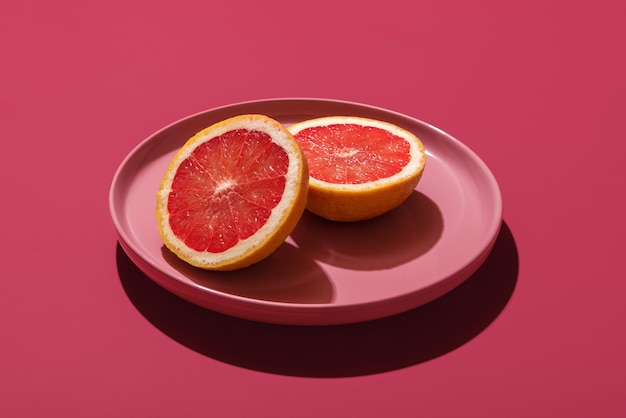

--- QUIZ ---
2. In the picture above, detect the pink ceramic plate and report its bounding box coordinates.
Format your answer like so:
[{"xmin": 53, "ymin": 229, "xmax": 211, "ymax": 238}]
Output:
[{"xmin": 109, "ymin": 98, "xmax": 502, "ymax": 325}]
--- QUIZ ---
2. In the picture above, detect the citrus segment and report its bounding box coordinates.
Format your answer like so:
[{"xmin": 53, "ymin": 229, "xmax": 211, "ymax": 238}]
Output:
[
  {"xmin": 288, "ymin": 116, "xmax": 425, "ymax": 222},
  {"xmin": 157, "ymin": 115, "xmax": 308, "ymax": 270}
]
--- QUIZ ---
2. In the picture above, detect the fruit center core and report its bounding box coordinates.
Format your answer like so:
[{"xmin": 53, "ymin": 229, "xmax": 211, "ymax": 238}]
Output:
[
  {"xmin": 337, "ymin": 148, "xmax": 359, "ymax": 158},
  {"xmin": 214, "ymin": 179, "xmax": 235, "ymax": 194}
]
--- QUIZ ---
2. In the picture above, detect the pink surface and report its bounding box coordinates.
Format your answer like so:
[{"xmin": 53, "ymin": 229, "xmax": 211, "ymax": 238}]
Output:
[{"xmin": 2, "ymin": 0, "xmax": 626, "ymax": 417}]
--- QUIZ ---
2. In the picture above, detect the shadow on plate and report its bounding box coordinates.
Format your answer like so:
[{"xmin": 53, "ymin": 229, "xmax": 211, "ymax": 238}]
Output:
[
  {"xmin": 162, "ymin": 242, "xmax": 334, "ymax": 304},
  {"xmin": 117, "ymin": 221, "xmax": 518, "ymax": 378},
  {"xmin": 291, "ymin": 191, "xmax": 443, "ymax": 270}
]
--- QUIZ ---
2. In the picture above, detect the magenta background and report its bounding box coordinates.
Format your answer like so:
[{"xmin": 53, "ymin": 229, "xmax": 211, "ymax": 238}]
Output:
[{"xmin": 2, "ymin": 0, "xmax": 625, "ymax": 417}]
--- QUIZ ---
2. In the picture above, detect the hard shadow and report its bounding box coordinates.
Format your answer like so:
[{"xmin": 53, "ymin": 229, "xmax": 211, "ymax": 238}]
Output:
[
  {"xmin": 290, "ymin": 191, "xmax": 443, "ymax": 270},
  {"xmin": 117, "ymin": 221, "xmax": 518, "ymax": 378},
  {"xmin": 162, "ymin": 242, "xmax": 334, "ymax": 304}
]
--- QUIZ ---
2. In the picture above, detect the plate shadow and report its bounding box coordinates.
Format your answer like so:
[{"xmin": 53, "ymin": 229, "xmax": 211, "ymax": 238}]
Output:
[{"xmin": 117, "ymin": 221, "xmax": 518, "ymax": 378}]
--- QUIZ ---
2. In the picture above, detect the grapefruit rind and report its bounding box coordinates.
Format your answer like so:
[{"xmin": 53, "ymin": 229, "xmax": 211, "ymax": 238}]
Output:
[
  {"xmin": 156, "ymin": 114, "xmax": 308, "ymax": 271},
  {"xmin": 288, "ymin": 116, "xmax": 426, "ymax": 222}
]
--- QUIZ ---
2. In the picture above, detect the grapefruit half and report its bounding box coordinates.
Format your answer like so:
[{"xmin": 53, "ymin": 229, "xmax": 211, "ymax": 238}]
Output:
[
  {"xmin": 288, "ymin": 116, "xmax": 426, "ymax": 222},
  {"xmin": 156, "ymin": 114, "xmax": 308, "ymax": 270}
]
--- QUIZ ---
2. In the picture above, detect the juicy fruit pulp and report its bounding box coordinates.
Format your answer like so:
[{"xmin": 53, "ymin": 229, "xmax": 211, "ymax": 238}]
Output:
[
  {"xmin": 167, "ymin": 129, "xmax": 288, "ymax": 253},
  {"xmin": 294, "ymin": 123, "xmax": 411, "ymax": 184},
  {"xmin": 157, "ymin": 114, "xmax": 308, "ymax": 270}
]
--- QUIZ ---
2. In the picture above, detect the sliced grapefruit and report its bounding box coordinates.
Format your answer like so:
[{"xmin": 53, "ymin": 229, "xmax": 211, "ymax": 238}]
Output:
[
  {"xmin": 288, "ymin": 116, "xmax": 426, "ymax": 222},
  {"xmin": 156, "ymin": 114, "xmax": 308, "ymax": 270}
]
